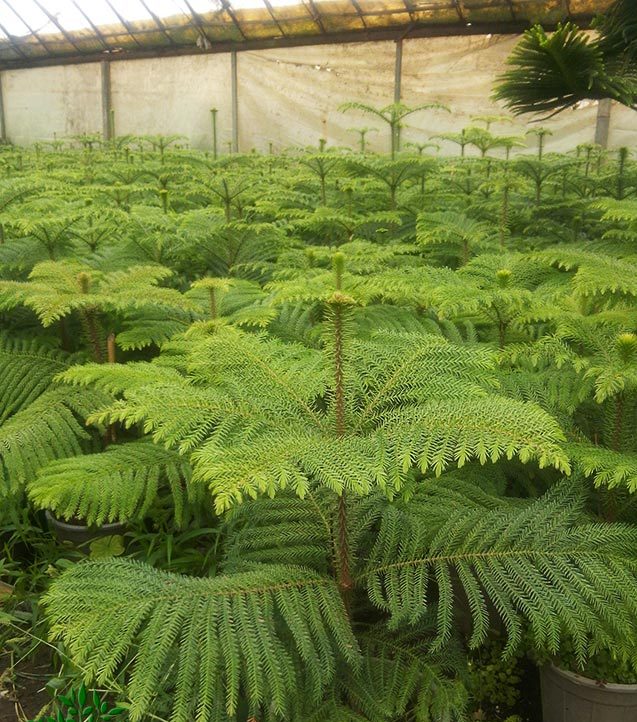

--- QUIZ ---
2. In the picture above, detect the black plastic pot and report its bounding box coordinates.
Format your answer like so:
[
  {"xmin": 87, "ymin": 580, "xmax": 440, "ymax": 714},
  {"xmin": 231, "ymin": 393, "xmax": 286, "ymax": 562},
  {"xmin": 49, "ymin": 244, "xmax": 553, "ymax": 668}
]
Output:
[
  {"xmin": 541, "ymin": 664, "xmax": 637, "ymax": 722},
  {"xmin": 45, "ymin": 510, "xmax": 128, "ymax": 549}
]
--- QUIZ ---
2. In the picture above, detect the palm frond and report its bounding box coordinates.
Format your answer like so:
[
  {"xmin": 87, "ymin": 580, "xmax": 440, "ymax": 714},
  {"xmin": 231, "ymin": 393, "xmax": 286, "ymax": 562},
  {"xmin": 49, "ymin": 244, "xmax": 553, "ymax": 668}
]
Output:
[{"xmin": 493, "ymin": 23, "xmax": 637, "ymax": 115}]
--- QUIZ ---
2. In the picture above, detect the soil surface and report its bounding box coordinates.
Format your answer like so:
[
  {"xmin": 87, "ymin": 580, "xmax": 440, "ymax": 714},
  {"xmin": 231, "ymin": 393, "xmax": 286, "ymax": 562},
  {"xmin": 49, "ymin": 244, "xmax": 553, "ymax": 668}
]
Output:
[{"xmin": 0, "ymin": 653, "xmax": 51, "ymax": 722}]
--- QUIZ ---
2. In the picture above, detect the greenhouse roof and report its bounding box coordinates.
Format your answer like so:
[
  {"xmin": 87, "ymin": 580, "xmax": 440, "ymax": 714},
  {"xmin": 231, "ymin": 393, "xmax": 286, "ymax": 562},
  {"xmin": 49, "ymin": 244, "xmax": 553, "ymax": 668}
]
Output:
[{"xmin": 0, "ymin": 0, "xmax": 613, "ymax": 69}]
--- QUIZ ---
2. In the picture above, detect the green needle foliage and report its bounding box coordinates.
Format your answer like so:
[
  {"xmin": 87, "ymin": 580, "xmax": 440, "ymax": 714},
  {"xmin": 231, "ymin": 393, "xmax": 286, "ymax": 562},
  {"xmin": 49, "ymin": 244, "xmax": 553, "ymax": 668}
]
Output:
[
  {"xmin": 41, "ymin": 252, "xmax": 637, "ymax": 722},
  {"xmin": 0, "ymin": 261, "xmax": 193, "ymax": 329},
  {"xmin": 28, "ymin": 440, "xmax": 196, "ymax": 526},
  {"xmin": 2, "ymin": 132, "xmax": 637, "ymax": 722},
  {"xmin": 0, "ymin": 385, "xmax": 109, "ymax": 498},
  {"xmin": 340, "ymin": 102, "xmax": 450, "ymax": 158}
]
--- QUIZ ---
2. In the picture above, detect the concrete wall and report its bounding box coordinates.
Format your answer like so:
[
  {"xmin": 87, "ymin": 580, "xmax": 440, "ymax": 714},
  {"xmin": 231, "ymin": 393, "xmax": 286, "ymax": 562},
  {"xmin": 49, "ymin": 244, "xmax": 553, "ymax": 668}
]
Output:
[
  {"xmin": 111, "ymin": 54, "xmax": 232, "ymax": 150},
  {"xmin": 2, "ymin": 62, "xmax": 102, "ymax": 145},
  {"xmin": 1, "ymin": 35, "xmax": 636, "ymax": 153}
]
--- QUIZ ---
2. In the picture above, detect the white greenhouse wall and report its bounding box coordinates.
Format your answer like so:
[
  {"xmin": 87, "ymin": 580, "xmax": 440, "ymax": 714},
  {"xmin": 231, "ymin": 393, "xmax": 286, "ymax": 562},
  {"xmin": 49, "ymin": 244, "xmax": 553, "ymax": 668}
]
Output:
[
  {"xmin": 110, "ymin": 54, "xmax": 232, "ymax": 151},
  {"xmin": 1, "ymin": 34, "xmax": 636, "ymax": 153},
  {"xmin": 400, "ymin": 34, "xmax": 602, "ymax": 155},
  {"xmin": 2, "ymin": 63, "xmax": 102, "ymax": 145},
  {"xmin": 238, "ymin": 42, "xmax": 396, "ymax": 153}
]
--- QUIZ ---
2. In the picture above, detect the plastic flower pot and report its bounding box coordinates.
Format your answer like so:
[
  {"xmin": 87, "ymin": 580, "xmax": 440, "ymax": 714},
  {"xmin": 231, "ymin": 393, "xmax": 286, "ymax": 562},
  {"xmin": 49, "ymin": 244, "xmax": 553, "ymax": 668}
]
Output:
[
  {"xmin": 541, "ymin": 663, "xmax": 637, "ymax": 722},
  {"xmin": 45, "ymin": 510, "xmax": 127, "ymax": 549}
]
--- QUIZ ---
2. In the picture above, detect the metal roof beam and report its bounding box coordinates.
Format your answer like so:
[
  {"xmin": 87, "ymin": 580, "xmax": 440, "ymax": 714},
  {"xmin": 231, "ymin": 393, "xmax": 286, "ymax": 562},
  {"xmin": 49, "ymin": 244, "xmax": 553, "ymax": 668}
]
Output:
[
  {"xmin": 182, "ymin": 0, "xmax": 214, "ymax": 46},
  {"xmin": 0, "ymin": 20, "xmax": 28, "ymax": 59},
  {"xmin": 139, "ymin": 0, "xmax": 177, "ymax": 45},
  {"xmin": 32, "ymin": 0, "xmax": 84, "ymax": 54},
  {"xmin": 401, "ymin": 0, "xmax": 416, "ymax": 22},
  {"xmin": 1, "ymin": 0, "xmax": 53, "ymax": 54},
  {"xmin": 305, "ymin": 0, "xmax": 327, "ymax": 34},
  {"xmin": 1, "ymin": 17, "xmax": 569, "ymax": 71},
  {"xmin": 263, "ymin": 0, "xmax": 288, "ymax": 37},
  {"xmin": 451, "ymin": 0, "xmax": 467, "ymax": 23},
  {"xmin": 72, "ymin": 1, "xmax": 111, "ymax": 50},
  {"xmin": 219, "ymin": 0, "xmax": 247, "ymax": 40},
  {"xmin": 350, "ymin": 0, "xmax": 368, "ymax": 28},
  {"xmin": 105, "ymin": 0, "xmax": 144, "ymax": 48}
]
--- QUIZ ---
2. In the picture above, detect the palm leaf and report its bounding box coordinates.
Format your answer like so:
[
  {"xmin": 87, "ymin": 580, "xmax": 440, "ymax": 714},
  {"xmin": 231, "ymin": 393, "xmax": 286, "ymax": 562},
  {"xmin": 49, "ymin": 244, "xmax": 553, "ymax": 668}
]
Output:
[{"xmin": 493, "ymin": 23, "xmax": 637, "ymax": 115}]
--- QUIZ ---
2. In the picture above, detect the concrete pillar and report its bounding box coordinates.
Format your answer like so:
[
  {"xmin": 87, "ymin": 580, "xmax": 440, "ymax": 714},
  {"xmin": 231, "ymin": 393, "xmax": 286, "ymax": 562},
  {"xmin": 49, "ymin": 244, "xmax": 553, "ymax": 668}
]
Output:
[
  {"xmin": 0, "ymin": 72, "xmax": 6, "ymax": 143},
  {"xmin": 594, "ymin": 98, "xmax": 612, "ymax": 148},
  {"xmin": 231, "ymin": 50, "xmax": 238, "ymax": 153},
  {"xmin": 100, "ymin": 60, "xmax": 112, "ymax": 141},
  {"xmin": 393, "ymin": 39, "xmax": 403, "ymax": 153}
]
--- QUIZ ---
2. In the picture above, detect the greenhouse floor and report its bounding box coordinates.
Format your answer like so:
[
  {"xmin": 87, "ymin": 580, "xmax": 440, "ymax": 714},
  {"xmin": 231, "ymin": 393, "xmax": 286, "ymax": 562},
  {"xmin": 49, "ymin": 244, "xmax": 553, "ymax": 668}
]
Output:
[{"xmin": 0, "ymin": 652, "xmax": 50, "ymax": 721}]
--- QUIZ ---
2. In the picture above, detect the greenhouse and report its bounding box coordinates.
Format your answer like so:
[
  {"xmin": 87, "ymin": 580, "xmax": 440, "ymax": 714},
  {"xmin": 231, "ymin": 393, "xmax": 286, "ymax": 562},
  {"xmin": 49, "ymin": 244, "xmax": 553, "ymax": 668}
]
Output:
[{"xmin": 1, "ymin": 1, "xmax": 637, "ymax": 721}]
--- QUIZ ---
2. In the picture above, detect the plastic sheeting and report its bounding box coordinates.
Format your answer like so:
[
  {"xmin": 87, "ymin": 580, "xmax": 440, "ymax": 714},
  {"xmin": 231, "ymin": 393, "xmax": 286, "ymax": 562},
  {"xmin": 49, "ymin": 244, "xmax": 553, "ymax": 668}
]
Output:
[
  {"xmin": 2, "ymin": 34, "xmax": 636, "ymax": 151},
  {"xmin": 237, "ymin": 35, "xmax": 634, "ymax": 154}
]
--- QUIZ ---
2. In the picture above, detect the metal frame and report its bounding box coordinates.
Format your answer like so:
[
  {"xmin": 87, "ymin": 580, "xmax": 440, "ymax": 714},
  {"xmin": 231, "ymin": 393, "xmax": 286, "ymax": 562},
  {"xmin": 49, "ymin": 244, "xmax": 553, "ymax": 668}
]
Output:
[
  {"xmin": 104, "ymin": 0, "xmax": 144, "ymax": 49},
  {"xmin": 304, "ymin": 0, "xmax": 326, "ymax": 35},
  {"xmin": 139, "ymin": 0, "xmax": 176, "ymax": 45},
  {"xmin": 0, "ymin": 70, "xmax": 6, "ymax": 142},
  {"xmin": 350, "ymin": 0, "xmax": 368, "ymax": 29},
  {"xmin": 32, "ymin": 0, "xmax": 84, "ymax": 54},
  {"xmin": 0, "ymin": 0, "xmax": 610, "ymax": 70},
  {"xmin": 595, "ymin": 98, "xmax": 612, "ymax": 148},
  {"xmin": 182, "ymin": 0, "xmax": 214, "ymax": 47},
  {"xmin": 262, "ymin": 0, "xmax": 287, "ymax": 38},
  {"xmin": 219, "ymin": 0, "xmax": 247, "ymax": 41},
  {"xmin": 0, "ymin": 20, "xmax": 29, "ymax": 60},
  {"xmin": 72, "ymin": 1, "xmax": 112, "ymax": 51},
  {"xmin": 1, "ymin": 0, "xmax": 54, "ymax": 55},
  {"xmin": 100, "ymin": 59, "xmax": 112, "ymax": 140},
  {"xmin": 231, "ymin": 49, "xmax": 238, "ymax": 152}
]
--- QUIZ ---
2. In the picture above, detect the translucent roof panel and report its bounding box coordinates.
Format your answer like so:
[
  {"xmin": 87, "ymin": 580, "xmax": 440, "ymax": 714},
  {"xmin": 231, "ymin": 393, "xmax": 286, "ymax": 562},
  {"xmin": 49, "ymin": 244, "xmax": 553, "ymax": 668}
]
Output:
[{"xmin": 0, "ymin": 0, "xmax": 615, "ymax": 67}]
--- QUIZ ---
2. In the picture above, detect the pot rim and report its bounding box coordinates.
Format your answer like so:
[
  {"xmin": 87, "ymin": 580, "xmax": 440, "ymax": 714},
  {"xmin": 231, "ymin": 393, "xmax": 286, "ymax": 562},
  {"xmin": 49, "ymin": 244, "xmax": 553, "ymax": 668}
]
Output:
[
  {"xmin": 45, "ymin": 509, "xmax": 127, "ymax": 533},
  {"xmin": 548, "ymin": 663, "xmax": 637, "ymax": 692}
]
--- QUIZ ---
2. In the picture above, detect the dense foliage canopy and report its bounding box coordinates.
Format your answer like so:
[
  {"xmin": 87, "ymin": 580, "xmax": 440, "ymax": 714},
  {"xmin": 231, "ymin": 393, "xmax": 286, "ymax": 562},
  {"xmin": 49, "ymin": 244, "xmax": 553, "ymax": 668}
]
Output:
[{"xmin": 1, "ymin": 129, "xmax": 637, "ymax": 721}]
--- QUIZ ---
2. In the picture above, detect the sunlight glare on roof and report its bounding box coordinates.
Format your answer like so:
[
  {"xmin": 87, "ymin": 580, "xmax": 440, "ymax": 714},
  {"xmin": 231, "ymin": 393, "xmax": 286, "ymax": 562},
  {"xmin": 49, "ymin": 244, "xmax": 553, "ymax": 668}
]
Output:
[{"xmin": 0, "ymin": 0, "xmax": 335, "ymax": 39}]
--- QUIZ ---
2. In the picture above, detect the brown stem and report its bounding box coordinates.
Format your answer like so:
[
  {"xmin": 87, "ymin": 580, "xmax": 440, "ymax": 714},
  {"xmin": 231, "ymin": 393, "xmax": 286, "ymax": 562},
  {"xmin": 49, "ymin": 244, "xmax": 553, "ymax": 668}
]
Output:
[
  {"xmin": 334, "ymin": 308, "xmax": 346, "ymax": 438},
  {"xmin": 83, "ymin": 309, "xmax": 103, "ymax": 363},
  {"xmin": 332, "ymin": 301, "xmax": 353, "ymax": 604},
  {"xmin": 209, "ymin": 288, "xmax": 218, "ymax": 320},
  {"xmin": 498, "ymin": 321, "xmax": 506, "ymax": 349},
  {"xmin": 106, "ymin": 332, "xmax": 117, "ymax": 444},
  {"xmin": 500, "ymin": 186, "xmax": 509, "ymax": 248},
  {"xmin": 159, "ymin": 189, "xmax": 169, "ymax": 214},
  {"xmin": 462, "ymin": 240, "xmax": 469, "ymax": 266},
  {"xmin": 337, "ymin": 493, "xmax": 351, "ymax": 591},
  {"xmin": 107, "ymin": 332, "xmax": 116, "ymax": 364},
  {"xmin": 58, "ymin": 318, "xmax": 72, "ymax": 352},
  {"xmin": 389, "ymin": 184, "xmax": 397, "ymax": 211}
]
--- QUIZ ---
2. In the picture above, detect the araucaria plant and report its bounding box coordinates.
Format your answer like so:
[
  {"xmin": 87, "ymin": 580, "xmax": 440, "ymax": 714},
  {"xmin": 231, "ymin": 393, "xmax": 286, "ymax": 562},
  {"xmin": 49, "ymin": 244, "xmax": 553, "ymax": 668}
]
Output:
[
  {"xmin": 1, "ymin": 119, "xmax": 637, "ymax": 722},
  {"xmin": 42, "ymin": 253, "xmax": 637, "ymax": 721}
]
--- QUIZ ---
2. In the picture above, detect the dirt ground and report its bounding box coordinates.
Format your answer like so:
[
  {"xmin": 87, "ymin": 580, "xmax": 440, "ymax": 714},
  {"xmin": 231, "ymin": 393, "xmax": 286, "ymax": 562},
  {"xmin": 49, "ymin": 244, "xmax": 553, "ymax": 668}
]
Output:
[{"xmin": 0, "ymin": 653, "xmax": 51, "ymax": 722}]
